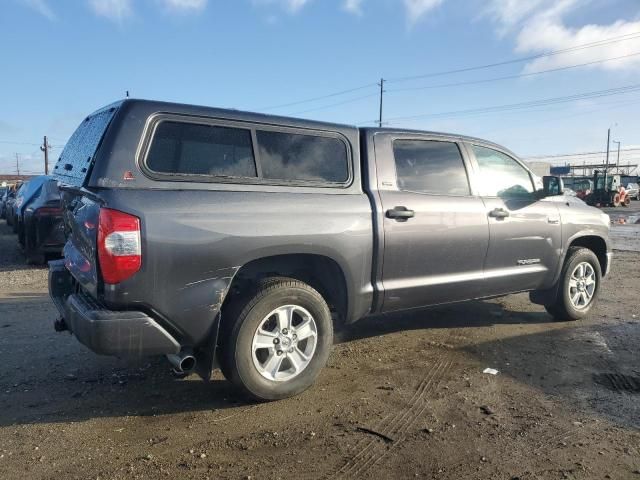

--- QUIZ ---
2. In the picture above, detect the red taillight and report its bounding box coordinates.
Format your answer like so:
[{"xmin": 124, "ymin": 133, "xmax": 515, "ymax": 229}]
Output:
[
  {"xmin": 98, "ymin": 208, "xmax": 141, "ymax": 284},
  {"xmin": 35, "ymin": 206, "xmax": 63, "ymax": 217}
]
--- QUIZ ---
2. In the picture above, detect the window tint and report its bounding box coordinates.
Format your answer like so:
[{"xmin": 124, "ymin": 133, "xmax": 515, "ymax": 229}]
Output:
[
  {"xmin": 393, "ymin": 140, "xmax": 470, "ymax": 195},
  {"xmin": 256, "ymin": 130, "xmax": 349, "ymax": 183},
  {"xmin": 147, "ymin": 121, "xmax": 257, "ymax": 178},
  {"xmin": 472, "ymin": 145, "xmax": 534, "ymax": 198}
]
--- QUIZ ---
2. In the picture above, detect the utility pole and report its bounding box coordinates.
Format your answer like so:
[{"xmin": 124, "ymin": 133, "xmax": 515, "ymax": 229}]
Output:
[
  {"xmin": 15, "ymin": 153, "xmax": 20, "ymax": 176},
  {"xmin": 378, "ymin": 78, "xmax": 385, "ymax": 128},
  {"xmin": 40, "ymin": 135, "xmax": 50, "ymax": 175},
  {"xmin": 604, "ymin": 128, "xmax": 610, "ymax": 190},
  {"xmin": 612, "ymin": 140, "xmax": 621, "ymax": 171}
]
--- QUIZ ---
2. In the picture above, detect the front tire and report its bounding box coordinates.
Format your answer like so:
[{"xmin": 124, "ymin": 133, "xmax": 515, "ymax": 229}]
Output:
[
  {"xmin": 544, "ymin": 247, "xmax": 602, "ymax": 321},
  {"xmin": 219, "ymin": 278, "xmax": 333, "ymax": 401}
]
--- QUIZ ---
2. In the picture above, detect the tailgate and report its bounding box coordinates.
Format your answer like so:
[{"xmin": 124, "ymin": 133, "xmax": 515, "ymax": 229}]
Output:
[
  {"xmin": 53, "ymin": 103, "xmax": 121, "ymax": 295},
  {"xmin": 61, "ymin": 190, "xmax": 102, "ymax": 296}
]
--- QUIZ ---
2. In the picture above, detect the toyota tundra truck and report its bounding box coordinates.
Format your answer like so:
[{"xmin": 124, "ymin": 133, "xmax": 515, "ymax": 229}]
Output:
[{"xmin": 49, "ymin": 99, "xmax": 612, "ymax": 400}]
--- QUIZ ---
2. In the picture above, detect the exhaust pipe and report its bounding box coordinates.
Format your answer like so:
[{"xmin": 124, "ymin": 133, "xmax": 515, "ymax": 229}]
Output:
[{"xmin": 167, "ymin": 349, "xmax": 197, "ymax": 374}]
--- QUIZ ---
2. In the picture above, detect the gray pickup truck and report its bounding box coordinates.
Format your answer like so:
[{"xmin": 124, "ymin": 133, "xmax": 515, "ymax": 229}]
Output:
[{"xmin": 49, "ymin": 99, "xmax": 611, "ymax": 400}]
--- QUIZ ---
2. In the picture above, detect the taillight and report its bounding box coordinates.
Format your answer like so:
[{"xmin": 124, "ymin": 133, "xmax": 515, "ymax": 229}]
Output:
[
  {"xmin": 98, "ymin": 208, "xmax": 141, "ymax": 284},
  {"xmin": 35, "ymin": 206, "xmax": 63, "ymax": 217}
]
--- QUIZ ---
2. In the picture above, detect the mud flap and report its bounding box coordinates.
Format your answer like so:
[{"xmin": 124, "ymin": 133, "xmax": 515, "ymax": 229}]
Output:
[
  {"xmin": 529, "ymin": 282, "xmax": 560, "ymax": 306},
  {"xmin": 194, "ymin": 312, "xmax": 222, "ymax": 382}
]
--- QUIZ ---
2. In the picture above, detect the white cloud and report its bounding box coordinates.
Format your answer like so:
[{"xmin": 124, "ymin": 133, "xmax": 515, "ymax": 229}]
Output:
[
  {"xmin": 161, "ymin": 0, "xmax": 208, "ymax": 12},
  {"xmin": 253, "ymin": 0, "xmax": 312, "ymax": 13},
  {"xmin": 343, "ymin": 0, "xmax": 363, "ymax": 16},
  {"xmin": 88, "ymin": 0, "xmax": 133, "ymax": 23},
  {"xmin": 21, "ymin": 0, "xmax": 56, "ymax": 21},
  {"xmin": 404, "ymin": 0, "xmax": 444, "ymax": 24},
  {"xmin": 485, "ymin": 0, "xmax": 640, "ymax": 73}
]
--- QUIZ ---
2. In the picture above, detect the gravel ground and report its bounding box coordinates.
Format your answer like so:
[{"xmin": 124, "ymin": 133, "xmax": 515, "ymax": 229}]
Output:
[{"xmin": 0, "ymin": 217, "xmax": 639, "ymax": 480}]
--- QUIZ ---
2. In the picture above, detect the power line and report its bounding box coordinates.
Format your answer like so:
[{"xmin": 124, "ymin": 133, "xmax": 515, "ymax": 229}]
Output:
[
  {"xmin": 364, "ymin": 83, "xmax": 640, "ymax": 124},
  {"xmin": 387, "ymin": 51, "xmax": 640, "ymax": 93},
  {"xmin": 257, "ymin": 83, "xmax": 378, "ymax": 111},
  {"xmin": 524, "ymin": 148, "xmax": 640, "ymax": 160},
  {"xmin": 0, "ymin": 140, "xmax": 42, "ymax": 146},
  {"xmin": 262, "ymin": 33, "xmax": 640, "ymax": 122},
  {"xmin": 290, "ymin": 92, "xmax": 378, "ymax": 116},
  {"xmin": 386, "ymin": 31, "xmax": 640, "ymax": 83},
  {"xmin": 475, "ymin": 95, "xmax": 640, "ymax": 139}
]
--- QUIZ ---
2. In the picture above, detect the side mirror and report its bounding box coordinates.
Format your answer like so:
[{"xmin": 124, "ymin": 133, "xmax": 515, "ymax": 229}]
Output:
[{"xmin": 542, "ymin": 176, "xmax": 564, "ymax": 197}]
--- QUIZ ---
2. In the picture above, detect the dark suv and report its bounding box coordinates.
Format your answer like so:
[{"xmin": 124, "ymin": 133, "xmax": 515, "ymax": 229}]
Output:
[{"xmin": 49, "ymin": 99, "xmax": 611, "ymax": 400}]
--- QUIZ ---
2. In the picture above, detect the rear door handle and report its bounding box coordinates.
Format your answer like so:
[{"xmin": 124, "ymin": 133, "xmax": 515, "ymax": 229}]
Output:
[
  {"xmin": 386, "ymin": 206, "xmax": 415, "ymax": 221},
  {"xmin": 488, "ymin": 208, "xmax": 510, "ymax": 219}
]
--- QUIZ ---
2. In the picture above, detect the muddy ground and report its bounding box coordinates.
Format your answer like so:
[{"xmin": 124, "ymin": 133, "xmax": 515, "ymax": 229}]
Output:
[{"xmin": 0, "ymin": 215, "xmax": 639, "ymax": 480}]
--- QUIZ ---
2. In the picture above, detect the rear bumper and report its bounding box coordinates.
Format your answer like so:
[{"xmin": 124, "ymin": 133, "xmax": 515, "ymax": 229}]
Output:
[{"xmin": 48, "ymin": 260, "xmax": 180, "ymax": 357}]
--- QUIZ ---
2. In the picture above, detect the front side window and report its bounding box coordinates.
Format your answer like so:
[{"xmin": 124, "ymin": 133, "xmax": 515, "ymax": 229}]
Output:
[
  {"xmin": 146, "ymin": 121, "xmax": 257, "ymax": 178},
  {"xmin": 472, "ymin": 145, "xmax": 534, "ymax": 198},
  {"xmin": 256, "ymin": 130, "xmax": 349, "ymax": 183},
  {"xmin": 393, "ymin": 140, "xmax": 470, "ymax": 195}
]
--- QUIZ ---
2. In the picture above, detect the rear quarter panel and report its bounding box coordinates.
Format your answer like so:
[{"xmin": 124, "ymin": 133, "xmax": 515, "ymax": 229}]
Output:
[{"xmin": 99, "ymin": 189, "xmax": 374, "ymax": 346}]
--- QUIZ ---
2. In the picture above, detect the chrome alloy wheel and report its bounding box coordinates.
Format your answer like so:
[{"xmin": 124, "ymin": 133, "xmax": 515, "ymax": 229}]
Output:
[
  {"xmin": 568, "ymin": 262, "xmax": 596, "ymax": 310},
  {"xmin": 251, "ymin": 305, "xmax": 318, "ymax": 382}
]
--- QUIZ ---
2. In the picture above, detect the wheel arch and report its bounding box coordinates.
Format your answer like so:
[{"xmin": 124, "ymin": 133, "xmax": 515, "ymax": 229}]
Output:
[
  {"xmin": 568, "ymin": 235, "xmax": 608, "ymax": 277},
  {"xmin": 222, "ymin": 253, "xmax": 349, "ymax": 328}
]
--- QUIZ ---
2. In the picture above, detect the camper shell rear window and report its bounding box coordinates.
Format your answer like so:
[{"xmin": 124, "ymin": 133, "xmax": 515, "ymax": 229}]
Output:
[{"xmin": 52, "ymin": 102, "xmax": 121, "ymax": 187}]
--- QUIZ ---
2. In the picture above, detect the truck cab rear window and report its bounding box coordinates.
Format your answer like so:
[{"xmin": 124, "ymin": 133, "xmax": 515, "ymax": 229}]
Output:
[
  {"xmin": 256, "ymin": 130, "xmax": 349, "ymax": 183},
  {"xmin": 147, "ymin": 121, "xmax": 257, "ymax": 178}
]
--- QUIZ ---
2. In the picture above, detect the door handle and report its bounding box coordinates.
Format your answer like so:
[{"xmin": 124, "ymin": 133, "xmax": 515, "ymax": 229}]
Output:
[
  {"xmin": 488, "ymin": 208, "xmax": 510, "ymax": 219},
  {"xmin": 386, "ymin": 206, "xmax": 415, "ymax": 221}
]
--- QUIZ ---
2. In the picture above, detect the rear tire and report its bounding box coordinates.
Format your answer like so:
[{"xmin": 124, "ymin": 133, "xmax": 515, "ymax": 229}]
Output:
[
  {"xmin": 219, "ymin": 278, "xmax": 333, "ymax": 401},
  {"xmin": 544, "ymin": 247, "xmax": 601, "ymax": 321}
]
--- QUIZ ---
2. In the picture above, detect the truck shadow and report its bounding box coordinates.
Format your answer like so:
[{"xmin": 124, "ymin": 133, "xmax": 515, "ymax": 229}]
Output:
[
  {"xmin": 0, "ymin": 293, "xmax": 551, "ymax": 428},
  {"xmin": 338, "ymin": 298, "xmax": 551, "ymax": 344}
]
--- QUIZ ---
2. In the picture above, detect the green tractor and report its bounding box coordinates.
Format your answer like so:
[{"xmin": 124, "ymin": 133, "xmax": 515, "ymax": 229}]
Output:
[{"xmin": 585, "ymin": 171, "xmax": 630, "ymax": 207}]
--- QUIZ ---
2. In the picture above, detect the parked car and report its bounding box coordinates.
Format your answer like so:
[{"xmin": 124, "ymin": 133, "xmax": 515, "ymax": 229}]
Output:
[
  {"xmin": 13, "ymin": 176, "xmax": 50, "ymax": 243},
  {"xmin": 0, "ymin": 187, "xmax": 11, "ymax": 219},
  {"xmin": 626, "ymin": 183, "xmax": 640, "ymax": 201},
  {"xmin": 6, "ymin": 181, "xmax": 25, "ymax": 228},
  {"xmin": 22, "ymin": 178, "xmax": 64, "ymax": 264},
  {"xmin": 49, "ymin": 99, "xmax": 612, "ymax": 401}
]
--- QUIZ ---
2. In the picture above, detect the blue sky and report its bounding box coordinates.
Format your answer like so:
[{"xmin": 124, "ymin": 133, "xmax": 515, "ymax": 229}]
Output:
[{"xmin": 1, "ymin": 0, "xmax": 639, "ymax": 174}]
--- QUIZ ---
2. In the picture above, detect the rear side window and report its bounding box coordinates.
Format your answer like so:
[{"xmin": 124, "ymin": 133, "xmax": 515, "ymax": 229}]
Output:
[
  {"xmin": 256, "ymin": 130, "xmax": 349, "ymax": 183},
  {"xmin": 53, "ymin": 104, "xmax": 120, "ymax": 187},
  {"xmin": 472, "ymin": 145, "xmax": 534, "ymax": 198},
  {"xmin": 393, "ymin": 140, "xmax": 470, "ymax": 195},
  {"xmin": 147, "ymin": 121, "xmax": 257, "ymax": 178}
]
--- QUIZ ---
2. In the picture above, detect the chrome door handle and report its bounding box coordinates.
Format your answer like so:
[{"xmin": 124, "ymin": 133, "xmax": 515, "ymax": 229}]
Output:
[{"xmin": 488, "ymin": 208, "xmax": 509, "ymax": 219}]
